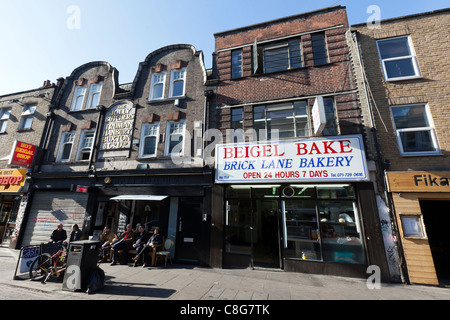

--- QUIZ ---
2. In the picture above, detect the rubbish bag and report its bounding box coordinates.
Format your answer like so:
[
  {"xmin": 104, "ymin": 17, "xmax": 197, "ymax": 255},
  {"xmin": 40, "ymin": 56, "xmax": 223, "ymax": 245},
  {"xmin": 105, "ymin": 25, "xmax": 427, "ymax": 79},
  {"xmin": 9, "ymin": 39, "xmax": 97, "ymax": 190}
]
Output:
[{"xmin": 86, "ymin": 266, "xmax": 105, "ymax": 294}]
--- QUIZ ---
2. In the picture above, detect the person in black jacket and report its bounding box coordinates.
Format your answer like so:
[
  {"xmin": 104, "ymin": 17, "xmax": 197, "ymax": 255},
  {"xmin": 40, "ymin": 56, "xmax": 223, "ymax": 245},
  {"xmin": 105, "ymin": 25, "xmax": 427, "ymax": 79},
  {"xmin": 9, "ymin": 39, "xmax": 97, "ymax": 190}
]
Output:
[
  {"xmin": 50, "ymin": 224, "xmax": 67, "ymax": 243},
  {"xmin": 132, "ymin": 227, "xmax": 162, "ymax": 267},
  {"xmin": 132, "ymin": 225, "xmax": 150, "ymax": 267}
]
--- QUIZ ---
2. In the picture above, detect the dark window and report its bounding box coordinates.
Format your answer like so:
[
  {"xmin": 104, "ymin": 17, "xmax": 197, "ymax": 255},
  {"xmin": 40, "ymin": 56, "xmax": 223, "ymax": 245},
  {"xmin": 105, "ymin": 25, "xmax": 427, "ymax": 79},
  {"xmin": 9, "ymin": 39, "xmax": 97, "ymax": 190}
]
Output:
[
  {"xmin": 311, "ymin": 32, "xmax": 328, "ymax": 65},
  {"xmin": 231, "ymin": 50, "xmax": 243, "ymax": 78},
  {"xmin": 263, "ymin": 39, "xmax": 302, "ymax": 73}
]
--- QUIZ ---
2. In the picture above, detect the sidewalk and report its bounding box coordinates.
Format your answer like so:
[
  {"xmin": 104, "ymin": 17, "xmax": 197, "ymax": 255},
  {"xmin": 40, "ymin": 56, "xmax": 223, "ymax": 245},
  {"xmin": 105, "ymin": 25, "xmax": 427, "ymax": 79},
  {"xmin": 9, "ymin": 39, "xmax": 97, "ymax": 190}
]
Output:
[{"xmin": 1, "ymin": 246, "xmax": 450, "ymax": 301}]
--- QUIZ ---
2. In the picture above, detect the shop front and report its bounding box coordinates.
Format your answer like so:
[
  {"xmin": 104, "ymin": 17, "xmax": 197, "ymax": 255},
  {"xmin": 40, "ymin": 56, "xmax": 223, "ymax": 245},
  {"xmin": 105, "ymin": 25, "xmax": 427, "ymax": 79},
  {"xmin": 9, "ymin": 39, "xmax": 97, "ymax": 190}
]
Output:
[
  {"xmin": 212, "ymin": 135, "xmax": 390, "ymax": 279},
  {"xmin": 0, "ymin": 168, "xmax": 27, "ymax": 248},
  {"xmin": 386, "ymin": 171, "xmax": 450, "ymax": 286}
]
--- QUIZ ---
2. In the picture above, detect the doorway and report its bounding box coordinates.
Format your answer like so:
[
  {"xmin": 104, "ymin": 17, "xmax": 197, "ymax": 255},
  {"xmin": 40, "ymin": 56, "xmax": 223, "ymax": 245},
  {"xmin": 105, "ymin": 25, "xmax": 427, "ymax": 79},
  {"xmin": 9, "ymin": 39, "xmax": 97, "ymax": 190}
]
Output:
[{"xmin": 420, "ymin": 200, "xmax": 450, "ymax": 286}]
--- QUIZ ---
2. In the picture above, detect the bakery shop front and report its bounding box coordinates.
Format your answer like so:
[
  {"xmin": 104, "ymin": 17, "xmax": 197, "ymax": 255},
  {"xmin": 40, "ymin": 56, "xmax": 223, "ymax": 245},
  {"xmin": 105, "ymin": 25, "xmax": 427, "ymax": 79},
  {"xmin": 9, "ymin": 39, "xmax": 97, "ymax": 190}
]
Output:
[
  {"xmin": 211, "ymin": 135, "xmax": 390, "ymax": 280},
  {"xmin": 386, "ymin": 171, "xmax": 450, "ymax": 286}
]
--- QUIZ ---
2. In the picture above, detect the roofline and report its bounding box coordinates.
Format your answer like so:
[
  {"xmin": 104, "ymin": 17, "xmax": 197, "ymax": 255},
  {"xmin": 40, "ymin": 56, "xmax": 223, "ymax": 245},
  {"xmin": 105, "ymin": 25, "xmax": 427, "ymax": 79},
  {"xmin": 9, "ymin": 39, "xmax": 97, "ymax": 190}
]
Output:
[
  {"xmin": 214, "ymin": 5, "xmax": 345, "ymax": 37},
  {"xmin": 0, "ymin": 86, "xmax": 54, "ymax": 99},
  {"xmin": 351, "ymin": 7, "xmax": 450, "ymax": 27}
]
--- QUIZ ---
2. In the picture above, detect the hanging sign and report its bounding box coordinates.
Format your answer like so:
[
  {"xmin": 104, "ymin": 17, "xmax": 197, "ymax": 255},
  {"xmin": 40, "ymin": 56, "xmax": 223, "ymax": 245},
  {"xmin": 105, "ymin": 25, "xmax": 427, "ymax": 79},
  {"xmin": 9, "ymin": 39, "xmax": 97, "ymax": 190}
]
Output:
[
  {"xmin": 215, "ymin": 135, "xmax": 369, "ymax": 183},
  {"xmin": 0, "ymin": 169, "xmax": 27, "ymax": 192},
  {"xmin": 9, "ymin": 141, "xmax": 36, "ymax": 168}
]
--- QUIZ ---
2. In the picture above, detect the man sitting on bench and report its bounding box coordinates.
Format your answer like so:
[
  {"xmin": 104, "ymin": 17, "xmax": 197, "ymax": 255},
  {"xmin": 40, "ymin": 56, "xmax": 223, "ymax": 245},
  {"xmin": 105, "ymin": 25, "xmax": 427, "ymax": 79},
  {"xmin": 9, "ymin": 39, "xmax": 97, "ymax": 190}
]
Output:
[
  {"xmin": 133, "ymin": 227, "xmax": 162, "ymax": 267},
  {"xmin": 110, "ymin": 224, "xmax": 136, "ymax": 265}
]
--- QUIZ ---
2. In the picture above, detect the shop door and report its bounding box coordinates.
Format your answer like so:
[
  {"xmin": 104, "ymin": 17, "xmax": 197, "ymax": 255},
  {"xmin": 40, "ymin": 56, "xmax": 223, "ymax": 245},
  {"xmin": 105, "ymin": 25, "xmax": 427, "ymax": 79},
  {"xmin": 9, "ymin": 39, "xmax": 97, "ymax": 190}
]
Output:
[
  {"xmin": 420, "ymin": 200, "xmax": 450, "ymax": 286},
  {"xmin": 175, "ymin": 197, "xmax": 205, "ymax": 264},
  {"xmin": 252, "ymin": 199, "xmax": 282, "ymax": 268}
]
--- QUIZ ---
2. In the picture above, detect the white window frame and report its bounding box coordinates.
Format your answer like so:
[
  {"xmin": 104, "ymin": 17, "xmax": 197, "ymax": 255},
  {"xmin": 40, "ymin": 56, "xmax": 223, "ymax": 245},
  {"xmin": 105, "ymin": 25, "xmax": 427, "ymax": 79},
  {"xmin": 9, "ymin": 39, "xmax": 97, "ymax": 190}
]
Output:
[
  {"xmin": 76, "ymin": 129, "xmax": 95, "ymax": 161},
  {"xmin": 70, "ymin": 85, "xmax": 87, "ymax": 111},
  {"xmin": 149, "ymin": 72, "xmax": 166, "ymax": 100},
  {"xmin": 169, "ymin": 68, "xmax": 186, "ymax": 98},
  {"xmin": 376, "ymin": 35, "xmax": 421, "ymax": 81},
  {"xmin": 19, "ymin": 105, "xmax": 37, "ymax": 130},
  {"xmin": 0, "ymin": 108, "xmax": 11, "ymax": 133},
  {"xmin": 86, "ymin": 82, "xmax": 103, "ymax": 109},
  {"xmin": 390, "ymin": 103, "xmax": 440, "ymax": 156},
  {"xmin": 164, "ymin": 120, "xmax": 185, "ymax": 157},
  {"xmin": 139, "ymin": 123, "xmax": 160, "ymax": 158},
  {"xmin": 56, "ymin": 131, "xmax": 75, "ymax": 162}
]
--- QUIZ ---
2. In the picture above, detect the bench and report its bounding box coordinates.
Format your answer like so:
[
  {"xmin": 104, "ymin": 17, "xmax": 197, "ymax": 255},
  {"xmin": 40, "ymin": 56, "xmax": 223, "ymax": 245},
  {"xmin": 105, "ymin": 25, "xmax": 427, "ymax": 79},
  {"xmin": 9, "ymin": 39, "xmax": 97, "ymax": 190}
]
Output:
[{"xmin": 109, "ymin": 241, "xmax": 163, "ymax": 266}]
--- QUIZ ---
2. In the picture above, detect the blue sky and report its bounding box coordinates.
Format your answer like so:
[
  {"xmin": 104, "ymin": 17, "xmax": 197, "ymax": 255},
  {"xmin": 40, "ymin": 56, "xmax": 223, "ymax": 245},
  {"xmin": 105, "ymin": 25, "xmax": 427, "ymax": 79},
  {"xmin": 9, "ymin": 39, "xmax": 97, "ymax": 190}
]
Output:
[{"xmin": 0, "ymin": 0, "xmax": 448, "ymax": 95}]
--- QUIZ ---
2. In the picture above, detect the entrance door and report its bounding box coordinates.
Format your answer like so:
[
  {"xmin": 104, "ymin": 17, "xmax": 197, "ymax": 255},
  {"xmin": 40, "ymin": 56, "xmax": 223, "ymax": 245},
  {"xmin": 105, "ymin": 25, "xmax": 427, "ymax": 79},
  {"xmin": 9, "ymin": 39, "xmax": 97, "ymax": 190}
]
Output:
[
  {"xmin": 420, "ymin": 200, "xmax": 450, "ymax": 286},
  {"xmin": 252, "ymin": 199, "xmax": 281, "ymax": 269},
  {"xmin": 176, "ymin": 197, "xmax": 205, "ymax": 265}
]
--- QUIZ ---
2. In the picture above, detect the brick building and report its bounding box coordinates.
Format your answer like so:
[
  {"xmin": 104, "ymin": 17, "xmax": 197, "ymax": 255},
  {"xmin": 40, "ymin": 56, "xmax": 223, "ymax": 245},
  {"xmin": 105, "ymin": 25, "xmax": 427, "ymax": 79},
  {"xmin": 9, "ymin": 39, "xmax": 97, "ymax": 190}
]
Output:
[
  {"xmin": 210, "ymin": 6, "xmax": 390, "ymax": 280},
  {"xmin": 0, "ymin": 82, "xmax": 55, "ymax": 248},
  {"xmin": 19, "ymin": 45, "xmax": 214, "ymax": 266},
  {"xmin": 352, "ymin": 8, "xmax": 450, "ymax": 286}
]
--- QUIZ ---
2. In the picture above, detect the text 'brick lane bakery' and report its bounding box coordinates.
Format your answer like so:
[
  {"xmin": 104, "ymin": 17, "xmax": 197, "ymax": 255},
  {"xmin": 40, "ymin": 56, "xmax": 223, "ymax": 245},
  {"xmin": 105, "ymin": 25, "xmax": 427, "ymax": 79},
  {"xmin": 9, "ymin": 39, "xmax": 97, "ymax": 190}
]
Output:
[{"xmin": 212, "ymin": 135, "xmax": 390, "ymax": 280}]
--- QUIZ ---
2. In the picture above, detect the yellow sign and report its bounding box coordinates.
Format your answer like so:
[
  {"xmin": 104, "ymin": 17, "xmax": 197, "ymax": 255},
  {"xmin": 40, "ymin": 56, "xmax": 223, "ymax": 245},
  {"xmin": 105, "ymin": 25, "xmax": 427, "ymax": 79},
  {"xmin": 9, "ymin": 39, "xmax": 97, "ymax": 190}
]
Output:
[
  {"xmin": 0, "ymin": 169, "xmax": 27, "ymax": 193},
  {"xmin": 386, "ymin": 171, "xmax": 450, "ymax": 192}
]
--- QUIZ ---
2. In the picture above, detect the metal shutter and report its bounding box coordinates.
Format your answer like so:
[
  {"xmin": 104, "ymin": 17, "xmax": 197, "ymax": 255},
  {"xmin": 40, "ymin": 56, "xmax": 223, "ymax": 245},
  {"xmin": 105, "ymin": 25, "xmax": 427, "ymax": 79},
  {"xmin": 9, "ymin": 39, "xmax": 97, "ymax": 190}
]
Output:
[{"xmin": 21, "ymin": 191, "xmax": 87, "ymax": 246}]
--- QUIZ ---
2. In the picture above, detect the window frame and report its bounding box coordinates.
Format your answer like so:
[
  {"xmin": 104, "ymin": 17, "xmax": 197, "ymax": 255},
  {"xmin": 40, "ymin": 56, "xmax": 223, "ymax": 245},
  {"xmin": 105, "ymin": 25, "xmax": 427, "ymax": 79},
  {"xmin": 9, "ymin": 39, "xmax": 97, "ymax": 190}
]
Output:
[
  {"xmin": 169, "ymin": 68, "xmax": 186, "ymax": 98},
  {"xmin": 149, "ymin": 71, "xmax": 166, "ymax": 101},
  {"xmin": 311, "ymin": 32, "xmax": 329, "ymax": 66},
  {"xmin": 56, "ymin": 131, "xmax": 75, "ymax": 162},
  {"xmin": 376, "ymin": 35, "xmax": 421, "ymax": 81},
  {"xmin": 0, "ymin": 108, "xmax": 12, "ymax": 133},
  {"xmin": 231, "ymin": 49, "xmax": 243, "ymax": 78},
  {"xmin": 164, "ymin": 120, "xmax": 186, "ymax": 157},
  {"xmin": 390, "ymin": 103, "xmax": 440, "ymax": 156},
  {"xmin": 86, "ymin": 82, "xmax": 103, "ymax": 109},
  {"xmin": 139, "ymin": 122, "xmax": 160, "ymax": 158},
  {"xmin": 76, "ymin": 129, "xmax": 95, "ymax": 161},
  {"xmin": 261, "ymin": 38, "xmax": 303, "ymax": 74},
  {"xmin": 70, "ymin": 84, "xmax": 87, "ymax": 111},
  {"xmin": 18, "ymin": 105, "xmax": 37, "ymax": 130}
]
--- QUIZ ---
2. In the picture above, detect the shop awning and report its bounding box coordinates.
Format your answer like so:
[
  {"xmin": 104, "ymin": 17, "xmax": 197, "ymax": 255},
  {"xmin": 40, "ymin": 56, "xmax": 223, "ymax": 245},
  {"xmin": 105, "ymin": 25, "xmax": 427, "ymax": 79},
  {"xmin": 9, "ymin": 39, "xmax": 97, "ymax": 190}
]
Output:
[{"xmin": 110, "ymin": 195, "xmax": 168, "ymax": 201}]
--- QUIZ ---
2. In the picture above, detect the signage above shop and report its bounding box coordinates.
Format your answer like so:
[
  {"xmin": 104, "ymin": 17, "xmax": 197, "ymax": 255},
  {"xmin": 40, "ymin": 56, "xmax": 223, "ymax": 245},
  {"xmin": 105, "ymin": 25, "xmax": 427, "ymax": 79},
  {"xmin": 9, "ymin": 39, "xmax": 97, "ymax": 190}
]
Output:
[
  {"xmin": 312, "ymin": 96, "xmax": 326, "ymax": 136},
  {"xmin": 386, "ymin": 171, "xmax": 450, "ymax": 192},
  {"xmin": 0, "ymin": 169, "xmax": 27, "ymax": 192},
  {"xmin": 215, "ymin": 135, "xmax": 369, "ymax": 183},
  {"xmin": 9, "ymin": 141, "xmax": 36, "ymax": 168},
  {"xmin": 100, "ymin": 101, "xmax": 135, "ymax": 151}
]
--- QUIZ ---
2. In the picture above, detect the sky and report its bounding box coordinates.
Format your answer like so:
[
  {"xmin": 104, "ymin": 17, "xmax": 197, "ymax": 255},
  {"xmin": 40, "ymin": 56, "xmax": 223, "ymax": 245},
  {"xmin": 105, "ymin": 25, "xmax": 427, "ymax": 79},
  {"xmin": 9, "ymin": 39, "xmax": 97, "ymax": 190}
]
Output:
[{"xmin": 0, "ymin": 0, "xmax": 448, "ymax": 96}]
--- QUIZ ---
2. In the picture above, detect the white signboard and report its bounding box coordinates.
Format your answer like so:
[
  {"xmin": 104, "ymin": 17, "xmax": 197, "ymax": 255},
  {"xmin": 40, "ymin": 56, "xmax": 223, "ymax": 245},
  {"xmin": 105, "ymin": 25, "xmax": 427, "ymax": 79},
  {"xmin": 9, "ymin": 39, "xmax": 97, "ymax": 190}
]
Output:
[
  {"xmin": 312, "ymin": 96, "xmax": 326, "ymax": 136},
  {"xmin": 215, "ymin": 135, "xmax": 369, "ymax": 183}
]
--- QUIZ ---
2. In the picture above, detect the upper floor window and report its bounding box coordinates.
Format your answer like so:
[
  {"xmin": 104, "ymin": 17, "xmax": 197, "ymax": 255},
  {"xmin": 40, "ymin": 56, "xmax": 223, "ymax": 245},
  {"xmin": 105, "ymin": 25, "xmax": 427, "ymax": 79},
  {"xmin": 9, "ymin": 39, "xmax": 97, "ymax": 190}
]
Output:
[
  {"xmin": 0, "ymin": 108, "xmax": 11, "ymax": 133},
  {"xmin": 86, "ymin": 82, "xmax": 103, "ymax": 109},
  {"xmin": 391, "ymin": 104, "xmax": 439, "ymax": 156},
  {"xmin": 149, "ymin": 72, "xmax": 166, "ymax": 100},
  {"xmin": 169, "ymin": 68, "xmax": 186, "ymax": 98},
  {"xmin": 377, "ymin": 36, "xmax": 421, "ymax": 81},
  {"xmin": 71, "ymin": 85, "xmax": 87, "ymax": 111},
  {"xmin": 322, "ymin": 98, "xmax": 338, "ymax": 136},
  {"xmin": 231, "ymin": 50, "xmax": 243, "ymax": 78},
  {"xmin": 311, "ymin": 32, "xmax": 328, "ymax": 65},
  {"xmin": 165, "ymin": 121, "xmax": 185, "ymax": 156},
  {"xmin": 263, "ymin": 39, "xmax": 302, "ymax": 73},
  {"xmin": 77, "ymin": 130, "xmax": 95, "ymax": 161},
  {"xmin": 57, "ymin": 131, "xmax": 75, "ymax": 162},
  {"xmin": 19, "ymin": 105, "xmax": 36, "ymax": 130},
  {"xmin": 139, "ymin": 123, "xmax": 160, "ymax": 158}
]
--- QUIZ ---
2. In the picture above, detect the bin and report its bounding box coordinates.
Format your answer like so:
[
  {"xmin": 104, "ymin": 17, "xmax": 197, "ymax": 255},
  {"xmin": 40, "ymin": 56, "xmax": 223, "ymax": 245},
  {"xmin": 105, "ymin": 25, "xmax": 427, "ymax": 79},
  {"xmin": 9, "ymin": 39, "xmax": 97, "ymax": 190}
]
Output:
[{"xmin": 62, "ymin": 240, "xmax": 100, "ymax": 292}]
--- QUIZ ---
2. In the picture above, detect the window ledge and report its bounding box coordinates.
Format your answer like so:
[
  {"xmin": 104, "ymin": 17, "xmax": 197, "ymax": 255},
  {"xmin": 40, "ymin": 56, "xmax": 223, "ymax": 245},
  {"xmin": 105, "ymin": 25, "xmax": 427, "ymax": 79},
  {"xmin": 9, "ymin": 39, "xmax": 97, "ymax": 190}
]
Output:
[
  {"xmin": 147, "ymin": 96, "xmax": 186, "ymax": 104},
  {"xmin": 385, "ymin": 75, "xmax": 423, "ymax": 82},
  {"xmin": 400, "ymin": 151, "xmax": 442, "ymax": 157}
]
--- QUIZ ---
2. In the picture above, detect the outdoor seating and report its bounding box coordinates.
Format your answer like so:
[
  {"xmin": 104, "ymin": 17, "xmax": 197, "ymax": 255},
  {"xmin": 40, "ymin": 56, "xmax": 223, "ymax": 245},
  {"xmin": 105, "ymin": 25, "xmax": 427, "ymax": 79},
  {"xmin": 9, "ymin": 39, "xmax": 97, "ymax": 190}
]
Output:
[{"xmin": 156, "ymin": 238, "xmax": 174, "ymax": 267}]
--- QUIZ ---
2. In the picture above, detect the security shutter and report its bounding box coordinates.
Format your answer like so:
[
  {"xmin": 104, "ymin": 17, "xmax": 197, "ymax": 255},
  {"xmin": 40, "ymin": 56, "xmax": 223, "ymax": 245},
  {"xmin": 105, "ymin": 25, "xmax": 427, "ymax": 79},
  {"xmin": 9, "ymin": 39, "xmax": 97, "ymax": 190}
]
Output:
[{"xmin": 21, "ymin": 191, "xmax": 88, "ymax": 246}]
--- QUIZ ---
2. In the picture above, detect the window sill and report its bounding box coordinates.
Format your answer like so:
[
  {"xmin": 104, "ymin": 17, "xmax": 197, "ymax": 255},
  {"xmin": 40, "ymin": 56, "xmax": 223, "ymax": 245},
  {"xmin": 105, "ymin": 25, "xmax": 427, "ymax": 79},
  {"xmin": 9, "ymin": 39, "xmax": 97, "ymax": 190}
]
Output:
[
  {"xmin": 399, "ymin": 151, "xmax": 442, "ymax": 157},
  {"xmin": 385, "ymin": 75, "xmax": 423, "ymax": 82},
  {"xmin": 53, "ymin": 161, "xmax": 89, "ymax": 165},
  {"xmin": 147, "ymin": 96, "xmax": 186, "ymax": 104}
]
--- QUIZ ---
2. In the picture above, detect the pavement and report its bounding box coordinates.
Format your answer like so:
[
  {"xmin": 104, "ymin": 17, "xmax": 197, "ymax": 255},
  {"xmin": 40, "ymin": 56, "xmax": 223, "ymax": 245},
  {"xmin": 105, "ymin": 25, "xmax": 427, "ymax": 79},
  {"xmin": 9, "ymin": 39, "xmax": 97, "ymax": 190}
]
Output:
[{"xmin": 1, "ymin": 246, "xmax": 450, "ymax": 303}]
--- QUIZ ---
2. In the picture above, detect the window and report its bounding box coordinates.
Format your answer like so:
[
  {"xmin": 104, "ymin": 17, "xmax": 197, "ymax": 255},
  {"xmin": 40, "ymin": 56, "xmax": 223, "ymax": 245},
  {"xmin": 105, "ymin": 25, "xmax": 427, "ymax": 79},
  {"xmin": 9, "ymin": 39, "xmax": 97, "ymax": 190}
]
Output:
[
  {"xmin": 70, "ymin": 85, "xmax": 87, "ymax": 111},
  {"xmin": 377, "ymin": 36, "xmax": 421, "ymax": 81},
  {"xmin": 231, "ymin": 49, "xmax": 243, "ymax": 78},
  {"xmin": 0, "ymin": 108, "xmax": 11, "ymax": 133},
  {"xmin": 165, "ymin": 121, "xmax": 185, "ymax": 156},
  {"xmin": 311, "ymin": 32, "xmax": 328, "ymax": 65},
  {"xmin": 57, "ymin": 132, "xmax": 75, "ymax": 162},
  {"xmin": 139, "ymin": 123, "xmax": 160, "ymax": 157},
  {"xmin": 263, "ymin": 39, "xmax": 302, "ymax": 73},
  {"xmin": 391, "ymin": 104, "xmax": 439, "ymax": 155},
  {"xmin": 77, "ymin": 130, "xmax": 95, "ymax": 161},
  {"xmin": 322, "ymin": 98, "xmax": 338, "ymax": 136},
  {"xmin": 19, "ymin": 105, "xmax": 36, "ymax": 130},
  {"xmin": 149, "ymin": 72, "xmax": 166, "ymax": 100},
  {"xmin": 86, "ymin": 82, "xmax": 103, "ymax": 109},
  {"xmin": 253, "ymin": 101, "xmax": 310, "ymax": 140},
  {"xmin": 169, "ymin": 68, "xmax": 186, "ymax": 97}
]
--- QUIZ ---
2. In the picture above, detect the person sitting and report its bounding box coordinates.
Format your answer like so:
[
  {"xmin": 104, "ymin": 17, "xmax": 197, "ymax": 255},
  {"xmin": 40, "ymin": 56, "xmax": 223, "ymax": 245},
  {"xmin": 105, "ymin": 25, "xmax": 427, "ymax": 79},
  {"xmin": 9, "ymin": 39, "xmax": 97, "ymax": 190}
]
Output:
[
  {"xmin": 67, "ymin": 224, "xmax": 82, "ymax": 243},
  {"xmin": 98, "ymin": 225, "xmax": 118, "ymax": 263},
  {"xmin": 50, "ymin": 224, "xmax": 67, "ymax": 244},
  {"xmin": 132, "ymin": 225, "xmax": 150, "ymax": 267},
  {"xmin": 132, "ymin": 227, "xmax": 163, "ymax": 267},
  {"xmin": 110, "ymin": 224, "xmax": 136, "ymax": 265}
]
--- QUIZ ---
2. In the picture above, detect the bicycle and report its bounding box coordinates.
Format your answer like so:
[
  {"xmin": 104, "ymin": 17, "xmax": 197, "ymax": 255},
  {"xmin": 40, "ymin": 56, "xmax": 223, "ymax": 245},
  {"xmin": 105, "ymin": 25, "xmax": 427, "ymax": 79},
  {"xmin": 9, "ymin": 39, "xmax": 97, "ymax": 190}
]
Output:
[{"xmin": 29, "ymin": 242, "xmax": 67, "ymax": 283}]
